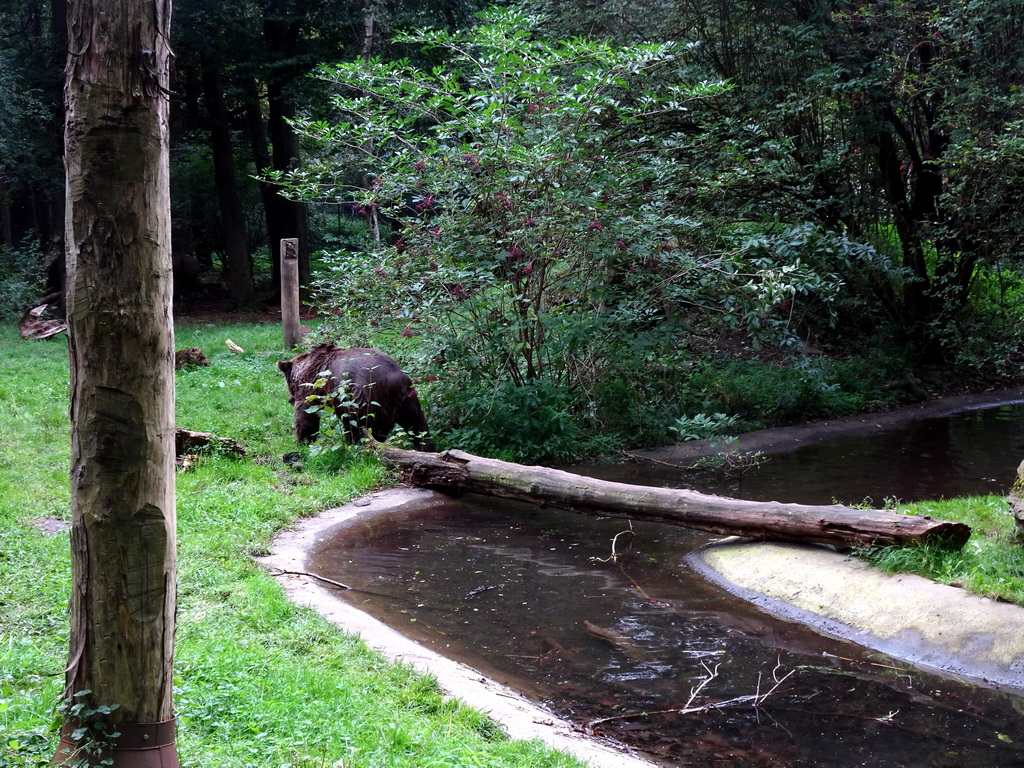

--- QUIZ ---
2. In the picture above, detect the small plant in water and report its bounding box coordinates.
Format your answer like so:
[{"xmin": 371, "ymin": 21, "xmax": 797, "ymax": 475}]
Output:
[{"xmin": 690, "ymin": 437, "xmax": 768, "ymax": 477}]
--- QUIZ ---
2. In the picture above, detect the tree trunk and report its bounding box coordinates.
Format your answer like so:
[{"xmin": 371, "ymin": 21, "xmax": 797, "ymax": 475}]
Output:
[
  {"xmin": 200, "ymin": 50, "xmax": 257, "ymax": 307},
  {"xmin": 59, "ymin": 0, "xmax": 179, "ymax": 765},
  {"xmin": 359, "ymin": 0, "xmax": 382, "ymax": 244},
  {"xmin": 262, "ymin": 3, "xmax": 310, "ymax": 297},
  {"xmin": 266, "ymin": 81, "xmax": 310, "ymax": 295},
  {"xmin": 243, "ymin": 75, "xmax": 309, "ymax": 297},
  {"xmin": 378, "ymin": 446, "xmax": 971, "ymax": 550},
  {"xmin": 0, "ymin": 178, "xmax": 12, "ymax": 250},
  {"xmin": 242, "ymin": 77, "xmax": 281, "ymax": 288}
]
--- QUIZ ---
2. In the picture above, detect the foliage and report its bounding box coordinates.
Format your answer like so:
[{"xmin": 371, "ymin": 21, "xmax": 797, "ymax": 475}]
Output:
[
  {"xmin": 0, "ymin": 321, "xmax": 584, "ymax": 768},
  {"xmin": 0, "ymin": 240, "xmax": 48, "ymax": 320},
  {"xmin": 294, "ymin": 369, "xmax": 376, "ymax": 467},
  {"xmin": 669, "ymin": 412, "xmax": 737, "ymax": 442},
  {"xmin": 535, "ymin": 0, "xmax": 1024, "ymax": 366},
  {"xmin": 671, "ymin": 353, "xmax": 916, "ymax": 433},
  {"xmin": 56, "ymin": 691, "xmax": 120, "ymax": 768},
  {"xmin": 688, "ymin": 444, "xmax": 768, "ymax": 477},
  {"xmin": 0, "ymin": 0, "xmax": 64, "ymax": 247},
  {"xmin": 0, "ymin": 47, "xmax": 50, "ymax": 196},
  {"xmin": 3, "ymin": 0, "xmax": 1022, "ymax": 392},
  {"xmin": 696, "ymin": 0, "xmax": 1024, "ymax": 362},
  {"xmin": 731, "ymin": 224, "xmax": 905, "ymax": 348},
  {"xmin": 285, "ymin": 8, "xmax": 846, "ymax": 461}
]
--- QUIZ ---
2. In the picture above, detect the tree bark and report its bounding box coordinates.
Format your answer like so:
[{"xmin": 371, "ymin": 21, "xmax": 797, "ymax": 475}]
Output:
[
  {"xmin": 60, "ymin": 0, "xmax": 178, "ymax": 764},
  {"xmin": 266, "ymin": 81, "xmax": 310, "ymax": 293},
  {"xmin": 242, "ymin": 74, "xmax": 308, "ymax": 297},
  {"xmin": 378, "ymin": 446, "xmax": 971, "ymax": 550}
]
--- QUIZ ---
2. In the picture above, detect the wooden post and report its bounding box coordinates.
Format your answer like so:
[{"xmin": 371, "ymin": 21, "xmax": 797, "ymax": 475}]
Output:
[{"xmin": 281, "ymin": 237, "xmax": 301, "ymax": 348}]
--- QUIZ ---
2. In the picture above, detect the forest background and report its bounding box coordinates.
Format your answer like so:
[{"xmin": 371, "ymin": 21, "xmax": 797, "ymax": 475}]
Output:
[{"xmin": 1, "ymin": 0, "xmax": 1022, "ymax": 463}]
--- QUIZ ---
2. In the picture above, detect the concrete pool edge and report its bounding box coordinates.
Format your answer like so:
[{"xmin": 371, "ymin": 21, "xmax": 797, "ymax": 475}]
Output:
[
  {"xmin": 258, "ymin": 487, "xmax": 659, "ymax": 768},
  {"xmin": 259, "ymin": 389, "xmax": 1024, "ymax": 764},
  {"xmin": 689, "ymin": 539, "xmax": 1024, "ymax": 693},
  {"xmin": 261, "ymin": 487, "xmax": 1024, "ymax": 768}
]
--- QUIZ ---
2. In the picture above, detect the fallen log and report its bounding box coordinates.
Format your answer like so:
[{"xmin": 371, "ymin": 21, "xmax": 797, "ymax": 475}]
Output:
[
  {"xmin": 18, "ymin": 301, "xmax": 67, "ymax": 340},
  {"xmin": 174, "ymin": 428, "xmax": 246, "ymax": 468},
  {"xmin": 377, "ymin": 445, "xmax": 971, "ymax": 550}
]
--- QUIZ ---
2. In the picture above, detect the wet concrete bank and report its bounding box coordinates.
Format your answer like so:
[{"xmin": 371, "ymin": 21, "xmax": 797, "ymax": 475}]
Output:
[
  {"xmin": 261, "ymin": 388, "xmax": 1024, "ymax": 765},
  {"xmin": 689, "ymin": 539, "xmax": 1024, "ymax": 692}
]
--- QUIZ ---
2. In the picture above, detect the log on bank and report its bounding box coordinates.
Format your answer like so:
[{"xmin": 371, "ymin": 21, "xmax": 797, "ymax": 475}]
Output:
[{"xmin": 378, "ymin": 446, "xmax": 971, "ymax": 550}]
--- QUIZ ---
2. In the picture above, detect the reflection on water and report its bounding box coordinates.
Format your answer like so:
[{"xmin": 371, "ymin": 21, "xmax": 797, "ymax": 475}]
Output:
[
  {"xmin": 584, "ymin": 403, "xmax": 1024, "ymax": 505},
  {"xmin": 311, "ymin": 404, "xmax": 1024, "ymax": 766}
]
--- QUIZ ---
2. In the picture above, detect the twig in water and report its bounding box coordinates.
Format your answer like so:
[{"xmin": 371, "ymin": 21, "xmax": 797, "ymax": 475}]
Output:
[
  {"xmin": 270, "ymin": 568, "xmax": 352, "ymax": 590},
  {"xmin": 585, "ymin": 658, "xmax": 796, "ymax": 733},
  {"xmin": 591, "ymin": 523, "xmax": 635, "ymax": 563},
  {"xmin": 619, "ymin": 450, "xmax": 693, "ymax": 469}
]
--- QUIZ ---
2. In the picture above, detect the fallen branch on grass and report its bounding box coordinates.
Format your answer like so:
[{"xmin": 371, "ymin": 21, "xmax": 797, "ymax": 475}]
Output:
[
  {"xmin": 174, "ymin": 428, "xmax": 246, "ymax": 465},
  {"xmin": 268, "ymin": 569, "xmax": 352, "ymax": 591}
]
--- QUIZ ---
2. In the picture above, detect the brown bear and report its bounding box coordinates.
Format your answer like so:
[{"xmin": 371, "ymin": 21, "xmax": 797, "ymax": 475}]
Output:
[{"xmin": 277, "ymin": 344, "xmax": 433, "ymax": 450}]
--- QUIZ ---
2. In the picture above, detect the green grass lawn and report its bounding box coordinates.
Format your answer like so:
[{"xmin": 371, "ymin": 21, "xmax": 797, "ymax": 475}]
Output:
[
  {"xmin": 3, "ymin": 318, "xmax": 1022, "ymax": 768},
  {"xmin": 860, "ymin": 495, "xmax": 1024, "ymax": 606},
  {"xmin": 0, "ymin": 320, "xmax": 583, "ymax": 768}
]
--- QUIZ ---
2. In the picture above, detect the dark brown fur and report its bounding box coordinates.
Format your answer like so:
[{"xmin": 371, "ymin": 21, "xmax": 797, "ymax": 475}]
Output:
[
  {"xmin": 277, "ymin": 344, "xmax": 432, "ymax": 450},
  {"xmin": 175, "ymin": 347, "xmax": 210, "ymax": 370}
]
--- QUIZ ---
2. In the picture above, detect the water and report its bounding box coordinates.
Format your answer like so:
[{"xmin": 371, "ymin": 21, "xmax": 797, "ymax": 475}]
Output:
[
  {"xmin": 583, "ymin": 402, "xmax": 1024, "ymax": 506},
  {"xmin": 310, "ymin": 403, "xmax": 1024, "ymax": 766}
]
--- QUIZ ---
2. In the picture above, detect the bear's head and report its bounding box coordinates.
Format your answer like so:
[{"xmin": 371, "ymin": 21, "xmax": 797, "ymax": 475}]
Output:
[{"xmin": 277, "ymin": 357, "xmax": 320, "ymax": 443}]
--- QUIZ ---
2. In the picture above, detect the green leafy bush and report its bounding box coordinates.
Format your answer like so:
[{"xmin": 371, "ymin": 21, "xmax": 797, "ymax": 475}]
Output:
[
  {"xmin": 0, "ymin": 240, "xmax": 47, "ymax": 320},
  {"xmin": 669, "ymin": 412, "xmax": 738, "ymax": 442},
  {"xmin": 683, "ymin": 355, "xmax": 913, "ymax": 429},
  {"xmin": 285, "ymin": 9, "xmax": 848, "ymax": 461}
]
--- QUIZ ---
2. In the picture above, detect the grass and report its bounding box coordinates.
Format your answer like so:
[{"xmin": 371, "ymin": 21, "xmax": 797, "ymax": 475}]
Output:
[
  {"xmin": 4, "ymin": 317, "xmax": 1024, "ymax": 767},
  {"xmin": 0, "ymin": 320, "xmax": 584, "ymax": 768},
  {"xmin": 861, "ymin": 496, "xmax": 1024, "ymax": 606}
]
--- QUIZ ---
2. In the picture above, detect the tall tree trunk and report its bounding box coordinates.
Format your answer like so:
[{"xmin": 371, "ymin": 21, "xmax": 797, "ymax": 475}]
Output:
[
  {"xmin": 360, "ymin": 0, "xmax": 381, "ymax": 244},
  {"xmin": 266, "ymin": 83, "xmax": 310, "ymax": 293},
  {"xmin": 48, "ymin": 0, "xmax": 69, "ymax": 252},
  {"xmin": 262, "ymin": 4, "xmax": 310, "ymax": 298},
  {"xmin": 242, "ymin": 78, "xmax": 283, "ymax": 290},
  {"xmin": 0, "ymin": 178, "xmax": 12, "ymax": 250},
  {"xmin": 58, "ymin": 0, "xmax": 179, "ymax": 764},
  {"xmin": 200, "ymin": 51, "xmax": 257, "ymax": 307}
]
